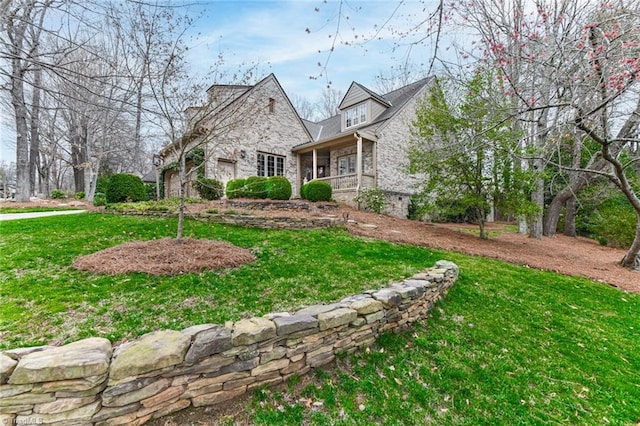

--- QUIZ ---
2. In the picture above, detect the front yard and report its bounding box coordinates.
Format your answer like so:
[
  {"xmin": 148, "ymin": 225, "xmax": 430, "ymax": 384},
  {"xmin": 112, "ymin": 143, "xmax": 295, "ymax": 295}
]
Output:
[{"xmin": 1, "ymin": 212, "xmax": 638, "ymax": 424}]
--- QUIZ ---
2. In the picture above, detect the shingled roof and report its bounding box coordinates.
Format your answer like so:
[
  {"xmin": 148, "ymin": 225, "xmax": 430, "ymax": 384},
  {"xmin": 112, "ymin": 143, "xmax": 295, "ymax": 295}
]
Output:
[{"xmin": 301, "ymin": 76, "xmax": 434, "ymax": 144}]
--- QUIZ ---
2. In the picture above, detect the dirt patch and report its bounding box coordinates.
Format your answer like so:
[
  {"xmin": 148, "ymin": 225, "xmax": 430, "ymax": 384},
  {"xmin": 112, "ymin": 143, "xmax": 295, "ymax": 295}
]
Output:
[
  {"xmin": 344, "ymin": 211, "xmax": 640, "ymax": 294},
  {"xmin": 73, "ymin": 238, "xmax": 255, "ymax": 275}
]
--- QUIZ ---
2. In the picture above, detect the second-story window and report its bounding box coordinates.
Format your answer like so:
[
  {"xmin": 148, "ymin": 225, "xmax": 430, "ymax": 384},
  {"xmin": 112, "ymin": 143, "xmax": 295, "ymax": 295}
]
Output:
[
  {"xmin": 345, "ymin": 103, "xmax": 367, "ymax": 128},
  {"xmin": 268, "ymin": 98, "xmax": 276, "ymax": 113}
]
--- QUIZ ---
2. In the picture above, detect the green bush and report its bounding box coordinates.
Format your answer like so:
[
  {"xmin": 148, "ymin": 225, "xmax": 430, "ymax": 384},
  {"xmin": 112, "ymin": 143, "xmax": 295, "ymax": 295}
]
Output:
[
  {"xmin": 266, "ymin": 176, "xmax": 292, "ymax": 200},
  {"xmin": 354, "ymin": 187, "xmax": 386, "ymax": 214},
  {"xmin": 144, "ymin": 183, "xmax": 157, "ymax": 201},
  {"xmin": 51, "ymin": 189, "xmax": 66, "ymax": 199},
  {"xmin": 192, "ymin": 178, "xmax": 224, "ymax": 200},
  {"xmin": 300, "ymin": 183, "xmax": 308, "ymax": 199},
  {"xmin": 93, "ymin": 192, "xmax": 106, "ymax": 206},
  {"xmin": 245, "ymin": 176, "xmax": 268, "ymax": 199},
  {"xmin": 585, "ymin": 195, "xmax": 635, "ymax": 248},
  {"xmin": 301, "ymin": 180, "xmax": 332, "ymax": 202},
  {"xmin": 106, "ymin": 173, "xmax": 147, "ymax": 203},
  {"xmin": 95, "ymin": 175, "xmax": 110, "ymax": 194},
  {"xmin": 225, "ymin": 178, "xmax": 246, "ymax": 198},
  {"xmin": 75, "ymin": 192, "xmax": 85, "ymax": 200}
]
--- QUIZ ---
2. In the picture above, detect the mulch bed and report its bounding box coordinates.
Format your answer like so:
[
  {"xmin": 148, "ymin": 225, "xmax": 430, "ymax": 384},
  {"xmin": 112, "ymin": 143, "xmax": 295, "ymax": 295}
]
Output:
[{"xmin": 72, "ymin": 238, "xmax": 255, "ymax": 275}]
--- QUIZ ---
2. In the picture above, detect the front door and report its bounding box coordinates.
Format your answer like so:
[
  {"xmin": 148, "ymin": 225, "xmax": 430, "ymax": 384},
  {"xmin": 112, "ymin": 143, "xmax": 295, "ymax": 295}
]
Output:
[{"xmin": 218, "ymin": 159, "xmax": 236, "ymax": 191}]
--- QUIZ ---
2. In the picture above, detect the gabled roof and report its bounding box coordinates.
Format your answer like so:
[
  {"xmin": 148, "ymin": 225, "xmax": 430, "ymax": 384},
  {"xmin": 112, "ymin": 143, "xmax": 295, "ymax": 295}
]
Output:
[
  {"xmin": 338, "ymin": 81, "xmax": 391, "ymax": 110},
  {"xmin": 295, "ymin": 75, "xmax": 434, "ymax": 148},
  {"xmin": 161, "ymin": 73, "xmax": 313, "ymax": 156}
]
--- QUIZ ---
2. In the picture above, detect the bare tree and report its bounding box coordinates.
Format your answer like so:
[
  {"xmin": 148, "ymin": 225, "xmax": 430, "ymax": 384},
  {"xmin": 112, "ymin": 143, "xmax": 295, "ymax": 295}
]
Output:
[
  {"xmin": 290, "ymin": 93, "xmax": 319, "ymax": 121},
  {"xmin": 318, "ymin": 86, "xmax": 343, "ymax": 119},
  {"xmin": 1, "ymin": 0, "xmax": 52, "ymax": 201}
]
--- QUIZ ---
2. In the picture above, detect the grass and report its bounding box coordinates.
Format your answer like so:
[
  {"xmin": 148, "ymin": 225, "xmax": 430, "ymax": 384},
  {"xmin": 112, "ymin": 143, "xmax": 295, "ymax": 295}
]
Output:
[
  {"xmin": 1, "ymin": 213, "xmax": 638, "ymax": 424},
  {"xmin": 248, "ymin": 256, "xmax": 640, "ymax": 425},
  {"xmin": 0, "ymin": 213, "xmax": 438, "ymax": 349},
  {"xmin": 0, "ymin": 206, "xmax": 83, "ymax": 214}
]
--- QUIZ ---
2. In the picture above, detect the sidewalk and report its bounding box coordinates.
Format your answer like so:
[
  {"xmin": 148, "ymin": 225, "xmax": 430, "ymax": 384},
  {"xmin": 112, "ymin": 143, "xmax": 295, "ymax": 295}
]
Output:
[{"xmin": 0, "ymin": 210, "xmax": 87, "ymax": 221}]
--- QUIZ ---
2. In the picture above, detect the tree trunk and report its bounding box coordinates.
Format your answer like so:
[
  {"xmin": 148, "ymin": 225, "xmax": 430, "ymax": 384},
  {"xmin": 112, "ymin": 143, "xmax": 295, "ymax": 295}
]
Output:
[
  {"xmin": 10, "ymin": 35, "xmax": 30, "ymax": 202},
  {"xmin": 621, "ymin": 217, "xmax": 640, "ymax": 270},
  {"xmin": 176, "ymin": 153, "xmax": 186, "ymax": 241},
  {"xmin": 71, "ymin": 134, "xmax": 86, "ymax": 193},
  {"xmin": 29, "ymin": 68, "xmax": 42, "ymax": 195},
  {"xmin": 563, "ymin": 196, "xmax": 577, "ymax": 237},
  {"xmin": 529, "ymin": 167, "xmax": 544, "ymax": 240}
]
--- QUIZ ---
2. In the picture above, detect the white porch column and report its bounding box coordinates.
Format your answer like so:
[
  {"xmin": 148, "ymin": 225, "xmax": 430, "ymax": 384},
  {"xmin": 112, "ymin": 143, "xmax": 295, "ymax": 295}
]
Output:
[
  {"xmin": 312, "ymin": 149, "xmax": 318, "ymax": 180},
  {"xmin": 296, "ymin": 153, "xmax": 301, "ymax": 196},
  {"xmin": 356, "ymin": 134, "xmax": 363, "ymax": 191}
]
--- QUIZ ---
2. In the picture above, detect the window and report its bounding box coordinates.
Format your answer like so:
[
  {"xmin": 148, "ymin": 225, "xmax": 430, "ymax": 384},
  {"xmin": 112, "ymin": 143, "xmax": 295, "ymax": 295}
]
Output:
[
  {"xmin": 345, "ymin": 103, "xmax": 367, "ymax": 128},
  {"xmin": 257, "ymin": 152, "xmax": 285, "ymax": 176},
  {"xmin": 268, "ymin": 98, "xmax": 275, "ymax": 113},
  {"xmin": 338, "ymin": 154, "xmax": 357, "ymax": 175}
]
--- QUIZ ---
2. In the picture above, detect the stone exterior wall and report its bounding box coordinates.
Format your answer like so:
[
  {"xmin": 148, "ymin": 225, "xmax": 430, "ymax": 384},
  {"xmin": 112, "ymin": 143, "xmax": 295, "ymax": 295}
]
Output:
[
  {"xmin": 374, "ymin": 85, "xmax": 430, "ymax": 218},
  {"xmin": 0, "ymin": 261, "xmax": 458, "ymax": 426},
  {"xmin": 162, "ymin": 75, "xmax": 311, "ymax": 198}
]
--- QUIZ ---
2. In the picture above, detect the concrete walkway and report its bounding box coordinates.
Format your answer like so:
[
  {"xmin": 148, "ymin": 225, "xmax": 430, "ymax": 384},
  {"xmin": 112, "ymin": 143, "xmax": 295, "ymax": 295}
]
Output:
[{"xmin": 0, "ymin": 210, "xmax": 87, "ymax": 221}]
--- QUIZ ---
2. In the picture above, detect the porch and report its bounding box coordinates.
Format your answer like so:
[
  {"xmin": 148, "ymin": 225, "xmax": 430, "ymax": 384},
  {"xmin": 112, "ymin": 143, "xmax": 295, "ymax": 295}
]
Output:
[{"xmin": 294, "ymin": 131, "xmax": 377, "ymax": 194}]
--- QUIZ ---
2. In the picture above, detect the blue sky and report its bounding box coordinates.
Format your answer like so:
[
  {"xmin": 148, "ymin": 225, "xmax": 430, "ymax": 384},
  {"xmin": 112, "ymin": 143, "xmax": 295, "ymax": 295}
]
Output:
[{"xmin": 0, "ymin": 0, "xmax": 445, "ymax": 163}]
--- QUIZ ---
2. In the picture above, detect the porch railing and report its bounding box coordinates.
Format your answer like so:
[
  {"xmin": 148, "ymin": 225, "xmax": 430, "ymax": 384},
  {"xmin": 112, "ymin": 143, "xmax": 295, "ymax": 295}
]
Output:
[{"xmin": 314, "ymin": 173, "xmax": 375, "ymax": 191}]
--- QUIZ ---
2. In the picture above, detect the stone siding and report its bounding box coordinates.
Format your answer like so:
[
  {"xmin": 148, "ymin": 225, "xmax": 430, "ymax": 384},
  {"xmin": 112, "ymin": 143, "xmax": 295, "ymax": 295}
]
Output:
[
  {"xmin": 163, "ymin": 75, "xmax": 311, "ymax": 198},
  {"xmin": 373, "ymin": 84, "xmax": 430, "ymax": 217},
  {"xmin": 0, "ymin": 261, "xmax": 458, "ymax": 425}
]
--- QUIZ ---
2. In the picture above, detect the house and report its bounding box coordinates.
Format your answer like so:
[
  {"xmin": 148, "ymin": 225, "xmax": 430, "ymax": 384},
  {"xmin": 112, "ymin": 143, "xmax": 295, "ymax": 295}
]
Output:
[{"xmin": 160, "ymin": 73, "xmax": 435, "ymax": 217}]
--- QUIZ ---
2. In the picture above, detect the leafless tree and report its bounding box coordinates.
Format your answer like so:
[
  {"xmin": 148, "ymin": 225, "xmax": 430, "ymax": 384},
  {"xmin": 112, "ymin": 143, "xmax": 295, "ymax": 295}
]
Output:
[
  {"xmin": 318, "ymin": 86, "xmax": 343, "ymax": 119},
  {"xmin": 290, "ymin": 93, "xmax": 319, "ymax": 121},
  {"xmin": 1, "ymin": 0, "xmax": 52, "ymax": 201}
]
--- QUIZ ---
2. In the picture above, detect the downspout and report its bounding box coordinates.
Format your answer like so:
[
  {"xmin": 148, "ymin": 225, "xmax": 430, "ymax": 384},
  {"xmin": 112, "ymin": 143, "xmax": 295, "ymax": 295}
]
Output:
[{"xmin": 354, "ymin": 131, "xmax": 362, "ymax": 197}]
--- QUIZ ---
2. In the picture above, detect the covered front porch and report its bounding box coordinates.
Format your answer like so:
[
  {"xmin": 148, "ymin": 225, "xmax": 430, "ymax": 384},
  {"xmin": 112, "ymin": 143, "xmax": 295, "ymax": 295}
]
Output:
[{"xmin": 294, "ymin": 132, "xmax": 377, "ymax": 198}]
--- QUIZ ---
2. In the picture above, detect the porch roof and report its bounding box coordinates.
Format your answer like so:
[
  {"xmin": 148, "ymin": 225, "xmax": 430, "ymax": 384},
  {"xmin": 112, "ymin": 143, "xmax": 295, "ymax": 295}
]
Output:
[{"xmin": 292, "ymin": 129, "xmax": 377, "ymax": 154}]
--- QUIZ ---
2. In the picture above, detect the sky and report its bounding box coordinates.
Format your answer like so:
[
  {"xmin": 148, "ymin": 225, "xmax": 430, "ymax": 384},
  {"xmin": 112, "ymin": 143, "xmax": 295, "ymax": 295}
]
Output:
[{"xmin": 0, "ymin": 0, "xmax": 448, "ymax": 164}]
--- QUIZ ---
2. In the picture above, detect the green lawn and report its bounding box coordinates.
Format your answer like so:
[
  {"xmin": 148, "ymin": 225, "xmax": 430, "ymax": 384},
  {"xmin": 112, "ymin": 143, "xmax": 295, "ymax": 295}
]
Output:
[
  {"xmin": 0, "ymin": 213, "xmax": 439, "ymax": 349},
  {"xmin": 1, "ymin": 213, "xmax": 638, "ymax": 424},
  {"xmin": 248, "ymin": 255, "xmax": 640, "ymax": 425}
]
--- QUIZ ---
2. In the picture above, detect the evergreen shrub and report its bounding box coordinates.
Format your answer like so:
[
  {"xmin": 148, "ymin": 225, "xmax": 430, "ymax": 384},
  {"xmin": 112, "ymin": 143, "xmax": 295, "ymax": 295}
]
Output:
[
  {"xmin": 245, "ymin": 176, "xmax": 268, "ymax": 199},
  {"xmin": 300, "ymin": 180, "xmax": 332, "ymax": 202},
  {"xmin": 266, "ymin": 176, "xmax": 292, "ymax": 200},
  {"xmin": 106, "ymin": 174, "xmax": 147, "ymax": 203},
  {"xmin": 225, "ymin": 178, "xmax": 246, "ymax": 198},
  {"xmin": 193, "ymin": 178, "xmax": 224, "ymax": 200}
]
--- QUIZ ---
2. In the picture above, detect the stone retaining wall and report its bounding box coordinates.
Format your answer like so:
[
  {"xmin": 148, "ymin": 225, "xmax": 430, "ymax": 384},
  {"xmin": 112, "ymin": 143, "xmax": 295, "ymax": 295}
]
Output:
[
  {"xmin": 110, "ymin": 211, "xmax": 342, "ymax": 230},
  {"xmin": 0, "ymin": 261, "xmax": 458, "ymax": 426}
]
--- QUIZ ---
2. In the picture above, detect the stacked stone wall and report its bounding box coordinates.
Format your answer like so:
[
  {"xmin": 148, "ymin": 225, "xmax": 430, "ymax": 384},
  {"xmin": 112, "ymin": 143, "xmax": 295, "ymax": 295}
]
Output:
[{"xmin": 0, "ymin": 261, "xmax": 458, "ymax": 425}]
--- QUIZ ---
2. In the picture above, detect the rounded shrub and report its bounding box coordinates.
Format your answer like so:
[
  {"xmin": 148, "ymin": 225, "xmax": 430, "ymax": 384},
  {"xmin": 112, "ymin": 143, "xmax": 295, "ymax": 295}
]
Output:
[
  {"xmin": 244, "ymin": 176, "xmax": 268, "ymax": 199},
  {"xmin": 192, "ymin": 178, "xmax": 224, "ymax": 200},
  {"xmin": 266, "ymin": 176, "xmax": 292, "ymax": 200},
  {"xmin": 106, "ymin": 173, "xmax": 147, "ymax": 203},
  {"xmin": 93, "ymin": 192, "xmax": 107, "ymax": 206},
  {"xmin": 75, "ymin": 191, "xmax": 85, "ymax": 200},
  {"xmin": 51, "ymin": 189, "xmax": 66, "ymax": 199},
  {"xmin": 225, "ymin": 178, "xmax": 246, "ymax": 198},
  {"xmin": 301, "ymin": 180, "xmax": 332, "ymax": 202}
]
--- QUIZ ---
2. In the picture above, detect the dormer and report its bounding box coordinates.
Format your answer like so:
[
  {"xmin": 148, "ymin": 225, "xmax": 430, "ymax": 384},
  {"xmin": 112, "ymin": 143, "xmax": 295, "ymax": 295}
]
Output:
[{"xmin": 338, "ymin": 82, "xmax": 391, "ymax": 132}]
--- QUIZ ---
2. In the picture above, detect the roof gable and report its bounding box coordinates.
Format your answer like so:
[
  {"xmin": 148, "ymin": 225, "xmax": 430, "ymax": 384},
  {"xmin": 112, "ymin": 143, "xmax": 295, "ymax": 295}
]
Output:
[{"xmin": 338, "ymin": 82, "xmax": 390, "ymax": 110}]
